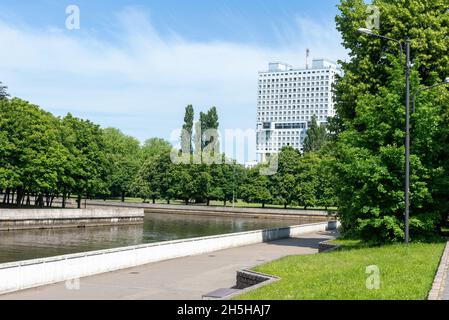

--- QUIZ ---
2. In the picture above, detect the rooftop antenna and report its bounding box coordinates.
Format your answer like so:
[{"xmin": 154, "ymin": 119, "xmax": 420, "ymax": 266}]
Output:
[{"xmin": 306, "ymin": 49, "xmax": 310, "ymax": 69}]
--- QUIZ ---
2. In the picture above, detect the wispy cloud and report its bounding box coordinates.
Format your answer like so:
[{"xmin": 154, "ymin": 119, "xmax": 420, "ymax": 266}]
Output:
[{"xmin": 0, "ymin": 7, "xmax": 346, "ymax": 161}]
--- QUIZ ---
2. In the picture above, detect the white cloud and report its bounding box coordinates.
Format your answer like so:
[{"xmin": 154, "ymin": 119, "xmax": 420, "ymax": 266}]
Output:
[{"xmin": 0, "ymin": 7, "xmax": 346, "ymax": 162}]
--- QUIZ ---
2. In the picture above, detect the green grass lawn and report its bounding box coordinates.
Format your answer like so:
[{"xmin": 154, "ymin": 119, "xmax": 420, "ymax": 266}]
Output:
[
  {"xmin": 235, "ymin": 241, "xmax": 446, "ymax": 300},
  {"xmin": 208, "ymin": 200, "xmax": 336, "ymax": 211}
]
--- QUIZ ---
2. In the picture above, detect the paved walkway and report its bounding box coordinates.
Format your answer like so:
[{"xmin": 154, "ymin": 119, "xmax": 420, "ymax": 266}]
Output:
[
  {"xmin": 440, "ymin": 242, "xmax": 449, "ymax": 300},
  {"xmin": 0, "ymin": 231, "xmax": 335, "ymax": 300},
  {"xmin": 428, "ymin": 241, "xmax": 449, "ymax": 300}
]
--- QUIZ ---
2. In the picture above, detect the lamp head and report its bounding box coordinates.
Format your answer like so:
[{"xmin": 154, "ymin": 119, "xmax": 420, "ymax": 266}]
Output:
[
  {"xmin": 444, "ymin": 78, "xmax": 449, "ymax": 84},
  {"xmin": 357, "ymin": 28, "xmax": 373, "ymax": 35}
]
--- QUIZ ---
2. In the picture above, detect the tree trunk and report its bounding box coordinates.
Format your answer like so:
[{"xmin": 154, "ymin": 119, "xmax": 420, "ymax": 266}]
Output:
[
  {"xmin": 121, "ymin": 191, "xmax": 125, "ymax": 203},
  {"xmin": 185, "ymin": 199, "xmax": 189, "ymax": 205},
  {"xmin": 77, "ymin": 194, "xmax": 82, "ymax": 209},
  {"xmin": 37, "ymin": 194, "xmax": 44, "ymax": 208},
  {"xmin": 262, "ymin": 202, "xmax": 265, "ymax": 209},
  {"xmin": 62, "ymin": 193, "xmax": 66, "ymax": 208},
  {"xmin": 15, "ymin": 188, "xmax": 24, "ymax": 207},
  {"xmin": 45, "ymin": 193, "xmax": 51, "ymax": 207},
  {"xmin": 207, "ymin": 199, "xmax": 210, "ymax": 206},
  {"xmin": 2, "ymin": 189, "xmax": 8, "ymax": 204},
  {"xmin": 152, "ymin": 198, "xmax": 156, "ymax": 204}
]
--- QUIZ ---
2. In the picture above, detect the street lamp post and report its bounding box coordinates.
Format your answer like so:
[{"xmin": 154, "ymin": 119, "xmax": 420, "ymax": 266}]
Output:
[
  {"xmin": 405, "ymin": 38, "xmax": 411, "ymax": 244},
  {"xmin": 357, "ymin": 28, "xmax": 412, "ymax": 243}
]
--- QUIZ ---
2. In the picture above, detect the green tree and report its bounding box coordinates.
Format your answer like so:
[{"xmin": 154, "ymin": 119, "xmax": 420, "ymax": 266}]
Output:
[
  {"xmin": 173, "ymin": 164, "xmax": 197, "ymax": 205},
  {"xmin": 62, "ymin": 114, "xmax": 108, "ymax": 208},
  {"xmin": 240, "ymin": 167, "xmax": 272, "ymax": 208},
  {"xmin": 272, "ymin": 147, "xmax": 301, "ymax": 209},
  {"xmin": 296, "ymin": 153, "xmax": 320, "ymax": 210},
  {"xmin": 194, "ymin": 166, "xmax": 212, "ymax": 205},
  {"xmin": 333, "ymin": 0, "xmax": 449, "ymax": 242},
  {"xmin": 303, "ymin": 115, "xmax": 329, "ymax": 153},
  {"xmin": 103, "ymin": 128, "xmax": 141, "ymax": 202},
  {"xmin": 140, "ymin": 138, "xmax": 172, "ymax": 161},
  {"xmin": 181, "ymin": 105, "xmax": 194, "ymax": 153},
  {"xmin": 0, "ymin": 99, "xmax": 68, "ymax": 207},
  {"xmin": 0, "ymin": 82, "xmax": 9, "ymax": 100},
  {"xmin": 316, "ymin": 154, "xmax": 338, "ymax": 210},
  {"xmin": 207, "ymin": 163, "xmax": 225, "ymax": 206},
  {"xmin": 198, "ymin": 107, "xmax": 220, "ymax": 151}
]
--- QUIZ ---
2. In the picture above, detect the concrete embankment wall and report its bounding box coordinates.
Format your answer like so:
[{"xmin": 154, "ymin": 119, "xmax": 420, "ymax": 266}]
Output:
[
  {"xmin": 0, "ymin": 220, "xmax": 339, "ymax": 295},
  {"xmin": 0, "ymin": 208, "xmax": 144, "ymax": 231},
  {"xmin": 86, "ymin": 200, "xmax": 333, "ymax": 222}
]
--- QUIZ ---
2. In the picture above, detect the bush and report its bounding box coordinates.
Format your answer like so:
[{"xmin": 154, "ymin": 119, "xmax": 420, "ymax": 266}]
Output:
[{"xmin": 356, "ymin": 216, "xmax": 405, "ymax": 244}]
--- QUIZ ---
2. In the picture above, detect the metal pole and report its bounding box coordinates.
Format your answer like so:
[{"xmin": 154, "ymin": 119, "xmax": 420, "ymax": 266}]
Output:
[{"xmin": 405, "ymin": 38, "xmax": 411, "ymax": 244}]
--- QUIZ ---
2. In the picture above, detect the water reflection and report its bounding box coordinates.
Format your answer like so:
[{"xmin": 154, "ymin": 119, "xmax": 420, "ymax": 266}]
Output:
[{"xmin": 0, "ymin": 213, "xmax": 310, "ymax": 264}]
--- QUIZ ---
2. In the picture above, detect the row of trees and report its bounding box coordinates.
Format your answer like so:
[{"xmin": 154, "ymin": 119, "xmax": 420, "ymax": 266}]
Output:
[
  {"xmin": 130, "ymin": 105, "xmax": 334, "ymax": 208},
  {"xmin": 0, "ymin": 93, "xmax": 175, "ymax": 208},
  {"xmin": 1, "ymin": 97, "xmax": 106, "ymax": 207},
  {"xmin": 241, "ymin": 148, "xmax": 336, "ymax": 209},
  {"xmin": 1, "ymin": 93, "xmax": 333, "ymax": 210},
  {"xmin": 131, "ymin": 146, "xmax": 336, "ymax": 209}
]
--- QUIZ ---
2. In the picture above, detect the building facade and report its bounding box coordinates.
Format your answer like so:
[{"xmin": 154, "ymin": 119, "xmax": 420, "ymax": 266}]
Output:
[{"xmin": 256, "ymin": 59, "xmax": 341, "ymax": 162}]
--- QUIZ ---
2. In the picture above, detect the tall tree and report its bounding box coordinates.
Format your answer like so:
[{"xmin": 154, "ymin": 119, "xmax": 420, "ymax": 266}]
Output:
[
  {"xmin": 240, "ymin": 167, "xmax": 272, "ymax": 208},
  {"xmin": 140, "ymin": 138, "xmax": 172, "ymax": 161},
  {"xmin": 296, "ymin": 153, "xmax": 320, "ymax": 210},
  {"xmin": 333, "ymin": 0, "xmax": 449, "ymax": 242},
  {"xmin": 103, "ymin": 128, "xmax": 141, "ymax": 202},
  {"xmin": 198, "ymin": 107, "xmax": 220, "ymax": 151},
  {"xmin": 303, "ymin": 115, "xmax": 329, "ymax": 153},
  {"xmin": 181, "ymin": 105, "xmax": 194, "ymax": 153},
  {"xmin": 62, "ymin": 114, "xmax": 108, "ymax": 208},
  {"xmin": 0, "ymin": 82, "xmax": 9, "ymax": 100},
  {"xmin": 272, "ymin": 147, "xmax": 301, "ymax": 209}
]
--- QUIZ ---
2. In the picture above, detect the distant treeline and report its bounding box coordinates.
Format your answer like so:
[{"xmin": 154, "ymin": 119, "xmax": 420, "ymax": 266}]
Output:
[{"xmin": 0, "ymin": 95, "xmax": 335, "ymax": 209}]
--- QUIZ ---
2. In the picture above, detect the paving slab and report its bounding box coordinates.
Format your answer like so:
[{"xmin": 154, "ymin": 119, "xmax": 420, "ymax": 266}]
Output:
[
  {"xmin": 439, "ymin": 242, "xmax": 449, "ymax": 300},
  {"xmin": 0, "ymin": 231, "xmax": 336, "ymax": 300}
]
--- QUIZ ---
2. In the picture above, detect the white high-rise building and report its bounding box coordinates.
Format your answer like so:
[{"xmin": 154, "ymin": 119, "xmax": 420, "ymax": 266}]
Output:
[{"xmin": 256, "ymin": 58, "xmax": 341, "ymax": 162}]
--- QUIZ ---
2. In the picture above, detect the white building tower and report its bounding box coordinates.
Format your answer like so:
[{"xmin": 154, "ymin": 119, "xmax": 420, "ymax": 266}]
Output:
[{"xmin": 256, "ymin": 58, "xmax": 341, "ymax": 162}]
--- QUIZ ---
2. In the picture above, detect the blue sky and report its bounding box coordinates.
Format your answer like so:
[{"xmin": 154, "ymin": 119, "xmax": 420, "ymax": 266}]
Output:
[{"xmin": 0, "ymin": 0, "xmax": 346, "ymax": 162}]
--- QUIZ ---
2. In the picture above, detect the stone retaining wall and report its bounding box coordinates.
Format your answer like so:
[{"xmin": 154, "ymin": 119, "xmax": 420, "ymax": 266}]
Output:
[
  {"xmin": 318, "ymin": 240, "xmax": 342, "ymax": 253},
  {"xmin": 87, "ymin": 200, "xmax": 334, "ymax": 221},
  {"xmin": 236, "ymin": 270, "xmax": 276, "ymax": 289},
  {"xmin": 0, "ymin": 208, "xmax": 144, "ymax": 231}
]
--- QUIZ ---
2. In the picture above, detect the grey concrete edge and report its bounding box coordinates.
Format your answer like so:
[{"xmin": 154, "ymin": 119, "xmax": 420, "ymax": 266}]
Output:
[
  {"xmin": 209, "ymin": 270, "xmax": 280, "ymax": 300},
  {"xmin": 87, "ymin": 200, "xmax": 333, "ymax": 217},
  {"xmin": 428, "ymin": 241, "xmax": 449, "ymax": 300},
  {"xmin": 0, "ymin": 221, "xmax": 335, "ymax": 271},
  {"xmin": 318, "ymin": 240, "xmax": 342, "ymax": 253}
]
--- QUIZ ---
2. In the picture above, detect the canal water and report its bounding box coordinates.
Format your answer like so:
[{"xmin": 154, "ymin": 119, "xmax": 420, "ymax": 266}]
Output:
[{"xmin": 0, "ymin": 213, "xmax": 311, "ymax": 264}]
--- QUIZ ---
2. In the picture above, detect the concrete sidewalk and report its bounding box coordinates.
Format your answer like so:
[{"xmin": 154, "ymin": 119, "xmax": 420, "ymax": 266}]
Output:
[
  {"xmin": 428, "ymin": 241, "xmax": 449, "ymax": 300},
  {"xmin": 0, "ymin": 231, "xmax": 336, "ymax": 300},
  {"xmin": 438, "ymin": 242, "xmax": 449, "ymax": 300}
]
